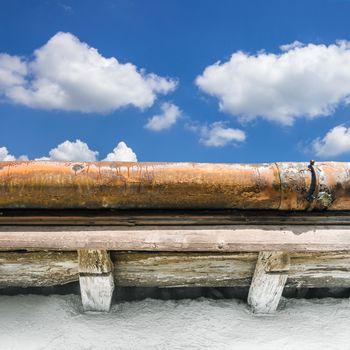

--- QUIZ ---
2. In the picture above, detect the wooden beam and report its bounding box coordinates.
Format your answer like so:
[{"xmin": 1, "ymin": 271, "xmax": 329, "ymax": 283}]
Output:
[
  {"xmin": 248, "ymin": 252, "xmax": 290, "ymax": 314},
  {"xmin": 2, "ymin": 209, "xmax": 350, "ymax": 226},
  {"xmin": 78, "ymin": 250, "xmax": 114, "ymax": 312},
  {"xmin": 2, "ymin": 251, "xmax": 350, "ymax": 289},
  {"xmin": 0, "ymin": 251, "xmax": 78, "ymax": 287},
  {"xmin": 2, "ymin": 225, "xmax": 350, "ymax": 251},
  {"xmin": 113, "ymin": 252, "xmax": 256, "ymax": 287}
]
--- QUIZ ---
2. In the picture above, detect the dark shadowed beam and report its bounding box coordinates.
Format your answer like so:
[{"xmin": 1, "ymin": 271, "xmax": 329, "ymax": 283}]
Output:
[{"xmin": 1, "ymin": 209, "xmax": 350, "ymax": 226}]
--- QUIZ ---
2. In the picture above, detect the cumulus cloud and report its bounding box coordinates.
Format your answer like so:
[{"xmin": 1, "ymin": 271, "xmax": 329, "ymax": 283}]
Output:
[
  {"xmin": 0, "ymin": 146, "xmax": 28, "ymax": 161},
  {"xmin": 0, "ymin": 32, "xmax": 176, "ymax": 113},
  {"xmin": 188, "ymin": 121, "xmax": 246, "ymax": 147},
  {"xmin": 145, "ymin": 102, "xmax": 182, "ymax": 131},
  {"xmin": 104, "ymin": 141, "xmax": 137, "ymax": 162},
  {"xmin": 0, "ymin": 54, "xmax": 27, "ymax": 91},
  {"xmin": 312, "ymin": 125, "xmax": 350, "ymax": 157},
  {"xmin": 1, "ymin": 139, "xmax": 138, "ymax": 162},
  {"xmin": 196, "ymin": 41, "xmax": 350, "ymax": 125},
  {"xmin": 0, "ymin": 147, "xmax": 16, "ymax": 161},
  {"xmin": 32, "ymin": 139, "xmax": 137, "ymax": 162},
  {"xmin": 36, "ymin": 139, "xmax": 99, "ymax": 161}
]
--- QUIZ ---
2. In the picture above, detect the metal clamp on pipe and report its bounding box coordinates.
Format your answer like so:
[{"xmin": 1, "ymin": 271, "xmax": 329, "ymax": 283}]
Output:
[
  {"xmin": 306, "ymin": 160, "xmax": 317, "ymax": 202},
  {"xmin": 306, "ymin": 160, "xmax": 319, "ymax": 211}
]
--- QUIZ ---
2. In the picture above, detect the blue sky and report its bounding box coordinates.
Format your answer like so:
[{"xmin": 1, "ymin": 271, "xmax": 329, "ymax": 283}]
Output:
[{"xmin": 1, "ymin": 0, "xmax": 350, "ymax": 163}]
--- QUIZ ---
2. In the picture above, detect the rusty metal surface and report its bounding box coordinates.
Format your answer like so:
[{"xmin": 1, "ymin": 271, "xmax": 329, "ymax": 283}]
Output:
[
  {"xmin": 277, "ymin": 162, "xmax": 350, "ymax": 210},
  {"xmin": 0, "ymin": 161, "xmax": 349, "ymax": 210}
]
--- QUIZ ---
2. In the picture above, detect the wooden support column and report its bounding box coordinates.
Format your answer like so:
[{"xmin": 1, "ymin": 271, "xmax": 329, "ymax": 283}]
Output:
[
  {"xmin": 78, "ymin": 249, "xmax": 114, "ymax": 312},
  {"xmin": 248, "ymin": 251, "xmax": 290, "ymax": 314}
]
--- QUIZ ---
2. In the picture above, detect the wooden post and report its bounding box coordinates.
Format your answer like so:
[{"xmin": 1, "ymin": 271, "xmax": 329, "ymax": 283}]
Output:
[
  {"xmin": 78, "ymin": 249, "xmax": 114, "ymax": 312},
  {"xmin": 248, "ymin": 251, "xmax": 290, "ymax": 314}
]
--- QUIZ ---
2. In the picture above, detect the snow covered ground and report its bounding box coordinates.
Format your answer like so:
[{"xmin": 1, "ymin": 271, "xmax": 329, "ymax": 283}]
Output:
[{"xmin": 0, "ymin": 295, "xmax": 349, "ymax": 349}]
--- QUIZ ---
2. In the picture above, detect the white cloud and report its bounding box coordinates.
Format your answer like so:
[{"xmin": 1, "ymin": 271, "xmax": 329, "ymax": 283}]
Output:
[
  {"xmin": 145, "ymin": 102, "xmax": 182, "ymax": 131},
  {"xmin": 312, "ymin": 125, "xmax": 350, "ymax": 157},
  {"xmin": 0, "ymin": 146, "xmax": 28, "ymax": 161},
  {"xmin": 37, "ymin": 140, "xmax": 99, "ymax": 161},
  {"xmin": 104, "ymin": 141, "xmax": 137, "ymax": 162},
  {"xmin": 37, "ymin": 140, "xmax": 137, "ymax": 162},
  {"xmin": 279, "ymin": 41, "xmax": 304, "ymax": 52},
  {"xmin": 196, "ymin": 41, "xmax": 350, "ymax": 125},
  {"xmin": 0, "ymin": 32, "xmax": 176, "ymax": 113},
  {"xmin": 1, "ymin": 140, "xmax": 138, "ymax": 162},
  {"xmin": 189, "ymin": 121, "xmax": 246, "ymax": 147},
  {"xmin": 17, "ymin": 155, "xmax": 29, "ymax": 161},
  {"xmin": 0, "ymin": 147, "xmax": 16, "ymax": 161},
  {"xmin": 0, "ymin": 54, "xmax": 27, "ymax": 91}
]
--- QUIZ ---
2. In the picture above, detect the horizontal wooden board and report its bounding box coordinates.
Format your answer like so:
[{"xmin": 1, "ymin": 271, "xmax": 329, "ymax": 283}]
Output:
[
  {"xmin": 0, "ymin": 251, "xmax": 78, "ymax": 287},
  {"xmin": 2, "ymin": 225, "xmax": 350, "ymax": 251},
  {"xmin": 2, "ymin": 251, "xmax": 350, "ymax": 288},
  {"xmin": 113, "ymin": 252, "xmax": 257, "ymax": 287}
]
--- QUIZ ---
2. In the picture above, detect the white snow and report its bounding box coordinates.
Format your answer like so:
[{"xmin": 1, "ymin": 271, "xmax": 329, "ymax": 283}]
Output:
[{"xmin": 0, "ymin": 295, "xmax": 349, "ymax": 349}]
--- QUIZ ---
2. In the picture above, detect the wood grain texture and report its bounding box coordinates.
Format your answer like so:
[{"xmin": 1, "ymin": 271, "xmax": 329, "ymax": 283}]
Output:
[
  {"xmin": 2, "ymin": 225, "xmax": 350, "ymax": 251},
  {"xmin": 78, "ymin": 249, "xmax": 113, "ymax": 274},
  {"xmin": 79, "ymin": 275, "xmax": 114, "ymax": 312},
  {"xmin": 78, "ymin": 250, "xmax": 114, "ymax": 312},
  {"xmin": 113, "ymin": 252, "xmax": 257, "ymax": 287},
  {"xmin": 0, "ymin": 250, "xmax": 78, "ymax": 287},
  {"xmin": 248, "ymin": 252, "xmax": 289, "ymax": 314},
  {"xmin": 2, "ymin": 251, "xmax": 350, "ymax": 288}
]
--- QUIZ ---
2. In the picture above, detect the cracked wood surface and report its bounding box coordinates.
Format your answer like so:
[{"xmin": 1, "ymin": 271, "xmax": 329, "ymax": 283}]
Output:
[
  {"xmin": 78, "ymin": 250, "xmax": 114, "ymax": 312},
  {"xmin": 2, "ymin": 251, "xmax": 350, "ymax": 288},
  {"xmin": 78, "ymin": 249, "xmax": 113, "ymax": 274},
  {"xmin": 248, "ymin": 252, "xmax": 289, "ymax": 313}
]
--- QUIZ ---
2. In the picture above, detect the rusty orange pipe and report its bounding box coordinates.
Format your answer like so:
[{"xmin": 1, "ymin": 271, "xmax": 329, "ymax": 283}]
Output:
[{"xmin": 0, "ymin": 161, "xmax": 349, "ymax": 211}]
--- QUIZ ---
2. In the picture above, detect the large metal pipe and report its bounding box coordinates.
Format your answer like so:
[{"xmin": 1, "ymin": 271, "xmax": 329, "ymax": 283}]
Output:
[{"xmin": 0, "ymin": 161, "xmax": 349, "ymax": 210}]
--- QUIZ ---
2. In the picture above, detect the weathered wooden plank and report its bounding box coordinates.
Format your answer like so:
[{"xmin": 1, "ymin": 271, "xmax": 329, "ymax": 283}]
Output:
[
  {"xmin": 2, "ymin": 209, "xmax": 350, "ymax": 226},
  {"xmin": 0, "ymin": 251, "xmax": 78, "ymax": 287},
  {"xmin": 2, "ymin": 225, "xmax": 350, "ymax": 251},
  {"xmin": 78, "ymin": 249, "xmax": 113, "ymax": 274},
  {"xmin": 113, "ymin": 252, "xmax": 257, "ymax": 287},
  {"xmin": 288, "ymin": 252, "xmax": 350, "ymax": 288},
  {"xmin": 79, "ymin": 275, "xmax": 114, "ymax": 312},
  {"xmin": 248, "ymin": 252, "xmax": 289, "ymax": 314},
  {"xmin": 78, "ymin": 250, "xmax": 114, "ymax": 312},
  {"xmin": 2, "ymin": 251, "xmax": 350, "ymax": 289},
  {"xmin": 113, "ymin": 252, "xmax": 350, "ymax": 288}
]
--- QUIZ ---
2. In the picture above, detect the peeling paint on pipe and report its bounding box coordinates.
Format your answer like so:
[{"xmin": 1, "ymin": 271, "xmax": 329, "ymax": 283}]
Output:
[{"xmin": 0, "ymin": 161, "xmax": 349, "ymax": 210}]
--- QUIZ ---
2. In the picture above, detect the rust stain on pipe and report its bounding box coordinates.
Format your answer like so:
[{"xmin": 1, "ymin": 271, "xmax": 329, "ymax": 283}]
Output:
[{"xmin": 0, "ymin": 161, "xmax": 349, "ymax": 211}]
